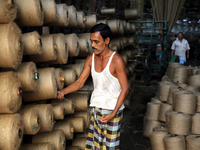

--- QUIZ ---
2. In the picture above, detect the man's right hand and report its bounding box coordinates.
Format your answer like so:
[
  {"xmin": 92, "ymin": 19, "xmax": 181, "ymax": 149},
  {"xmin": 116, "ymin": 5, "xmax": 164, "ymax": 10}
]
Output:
[{"xmin": 56, "ymin": 91, "xmax": 64, "ymax": 101}]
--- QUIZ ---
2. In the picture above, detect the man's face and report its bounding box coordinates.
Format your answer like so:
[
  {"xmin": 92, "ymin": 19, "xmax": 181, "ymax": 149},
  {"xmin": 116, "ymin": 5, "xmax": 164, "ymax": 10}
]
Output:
[
  {"xmin": 178, "ymin": 33, "xmax": 183, "ymax": 39},
  {"xmin": 90, "ymin": 31, "xmax": 109, "ymax": 55},
  {"xmin": 158, "ymin": 35, "xmax": 162, "ymax": 40}
]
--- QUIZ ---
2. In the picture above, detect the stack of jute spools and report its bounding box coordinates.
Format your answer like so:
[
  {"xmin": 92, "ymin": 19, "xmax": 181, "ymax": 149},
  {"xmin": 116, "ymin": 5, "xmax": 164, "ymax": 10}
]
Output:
[{"xmin": 144, "ymin": 62, "xmax": 200, "ymax": 150}]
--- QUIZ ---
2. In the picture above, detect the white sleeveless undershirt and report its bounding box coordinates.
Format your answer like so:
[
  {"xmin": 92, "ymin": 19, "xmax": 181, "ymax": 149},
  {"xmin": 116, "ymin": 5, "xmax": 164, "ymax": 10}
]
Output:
[{"xmin": 90, "ymin": 52, "xmax": 125, "ymax": 110}]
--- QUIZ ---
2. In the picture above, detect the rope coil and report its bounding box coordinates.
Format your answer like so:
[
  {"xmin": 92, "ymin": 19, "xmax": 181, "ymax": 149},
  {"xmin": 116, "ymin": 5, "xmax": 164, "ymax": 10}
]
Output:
[{"xmin": 163, "ymin": 134, "xmax": 186, "ymax": 150}]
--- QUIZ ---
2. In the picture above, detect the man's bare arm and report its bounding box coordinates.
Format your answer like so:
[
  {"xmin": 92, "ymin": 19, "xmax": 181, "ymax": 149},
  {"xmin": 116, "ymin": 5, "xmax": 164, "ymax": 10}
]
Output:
[
  {"xmin": 171, "ymin": 49, "xmax": 174, "ymax": 58},
  {"xmin": 187, "ymin": 50, "xmax": 189, "ymax": 59}
]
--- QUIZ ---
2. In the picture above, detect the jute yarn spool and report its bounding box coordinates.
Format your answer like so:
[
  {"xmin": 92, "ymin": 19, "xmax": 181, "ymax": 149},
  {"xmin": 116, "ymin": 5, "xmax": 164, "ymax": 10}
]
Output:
[
  {"xmin": 30, "ymin": 35, "xmax": 57, "ymax": 62},
  {"xmin": 186, "ymin": 135, "xmax": 200, "ymax": 150},
  {"xmin": 28, "ymin": 104, "xmax": 54, "ymax": 132},
  {"xmin": 22, "ymin": 68, "xmax": 57, "ymax": 102},
  {"xmin": 70, "ymin": 111, "xmax": 90, "ymax": 129},
  {"xmin": 53, "ymin": 120, "xmax": 74, "ymax": 140},
  {"xmin": 143, "ymin": 119, "xmax": 161, "ymax": 138},
  {"xmin": 172, "ymin": 90, "xmax": 193, "ymax": 107},
  {"xmin": 97, "ymin": 20, "xmax": 108, "ymax": 25},
  {"xmin": 151, "ymin": 98, "xmax": 162, "ymax": 103},
  {"xmin": 188, "ymin": 75, "xmax": 200, "ymax": 86},
  {"xmin": 78, "ymin": 38, "xmax": 89, "ymax": 54},
  {"xmin": 157, "ymin": 82, "xmax": 172, "ymax": 102},
  {"xmin": 76, "ymin": 11, "xmax": 86, "ymax": 28},
  {"xmin": 0, "ymin": 114, "xmax": 23, "ymax": 150},
  {"xmin": 20, "ymin": 143, "xmax": 54, "ymax": 150},
  {"xmin": 32, "ymin": 129, "xmax": 66, "ymax": 150},
  {"xmin": 51, "ymin": 98, "xmax": 75, "ymax": 115},
  {"xmin": 63, "ymin": 69, "xmax": 77, "ymax": 86},
  {"xmin": 66, "ymin": 5, "xmax": 77, "ymax": 28},
  {"xmin": 52, "ymin": 104, "xmax": 65, "ymax": 120},
  {"xmin": 48, "ymin": 33, "xmax": 68, "ymax": 65},
  {"xmin": 22, "ymin": 31, "xmax": 42, "ymax": 55},
  {"xmin": 0, "ymin": 0, "xmax": 17, "ymax": 23},
  {"xmin": 54, "ymin": 68, "xmax": 64, "ymax": 90},
  {"xmin": 166, "ymin": 62, "xmax": 183, "ymax": 78},
  {"xmin": 185, "ymin": 85, "xmax": 200, "ymax": 92},
  {"xmin": 63, "ymin": 63, "xmax": 84, "ymax": 77},
  {"xmin": 65, "ymin": 33, "xmax": 80, "ymax": 57},
  {"xmin": 77, "ymin": 33, "xmax": 93, "ymax": 55},
  {"xmin": 0, "ymin": 22, "xmax": 22, "ymax": 69},
  {"xmin": 158, "ymin": 103, "xmax": 173, "ymax": 122},
  {"xmin": 153, "ymin": 124, "xmax": 168, "ymax": 132},
  {"xmin": 172, "ymin": 66, "xmax": 189, "ymax": 84},
  {"xmin": 191, "ymin": 113, "xmax": 200, "ymax": 134},
  {"xmin": 107, "ymin": 20, "xmax": 119, "ymax": 35},
  {"xmin": 0, "ymin": 71, "xmax": 22, "ymax": 113},
  {"xmin": 21, "ymin": 106, "xmax": 40, "ymax": 135},
  {"xmin": 41, "ymin": 0, "xmax": 57, "ymax": 24},
  {"xmin": 163, "ymin": 134, "xmax": 186, "ymax": 150},
  {"xmin": 145, "ymin": 102, "xmax": 161, "ymax": 120},
  {"xmin": 165, "ymin": 110, "xmax": 174, "ymax": 128},
  {"xmin": 149, "ymin": 131, "xmax": 168, "ymax": 150},
  {"xmin": 119, "ymin": 20, "xmax": 125, "ymax": 36},
  {"xmin": 168, "ymin": 112, "xmax": 192, "ymax": 135},
  {"xmin": 162, "ymin": 75, "xmax": 170, "ymax": 81},
  {"xmin": 16, "ymin": 62, "xmax": 38, "ymax": 92},
  {"xmin": 85, "ymin": 14, "xmax": 97, "ymax": 29},
  {"xmin": 64, "ymin": 117, "xmax": 85, "ymax": 133},
  {"xmin": 16, "ymin": 0, "xmax": 44, "ymax": 26},
  {"xmin": 66, "ymin": 93, "xmax": 88, "ymax": 111},
  {"xmin": 101, "ymin": 8, "xmax": 116, "ymax": 15},
  {"xmin": 66, "ymin": 146, "xmax": 80, "ymax": 150},
  {"xmin": 124, "ymin": 8, "xmax": 138, "ymax": 20},
  {"xmin": 194, "ymin": 93, "xmax": 200, "ymax": 112},
  {"xmin": 72, "ymin": 137, "xmax": 87, "ymax": 150}
]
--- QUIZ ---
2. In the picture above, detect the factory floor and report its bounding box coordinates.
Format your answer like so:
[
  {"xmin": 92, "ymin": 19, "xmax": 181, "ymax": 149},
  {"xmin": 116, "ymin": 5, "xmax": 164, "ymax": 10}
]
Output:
[{"xmin": 120, "ymin": 83, "xmax": 157, "ymax": 150}]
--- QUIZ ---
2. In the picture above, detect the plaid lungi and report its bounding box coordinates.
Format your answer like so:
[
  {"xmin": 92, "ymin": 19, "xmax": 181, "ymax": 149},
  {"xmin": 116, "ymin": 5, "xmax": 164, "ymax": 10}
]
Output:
[{"xmin": 85, "ymin": 107, "xmax": 123, "ymax": 150}]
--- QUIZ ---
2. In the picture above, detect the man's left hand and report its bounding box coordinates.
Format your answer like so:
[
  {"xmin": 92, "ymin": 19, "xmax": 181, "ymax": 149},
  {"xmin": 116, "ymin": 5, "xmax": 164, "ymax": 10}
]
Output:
[{"xmin": 100, "ymin": 114, "xmax": 115, "ymax": 123}]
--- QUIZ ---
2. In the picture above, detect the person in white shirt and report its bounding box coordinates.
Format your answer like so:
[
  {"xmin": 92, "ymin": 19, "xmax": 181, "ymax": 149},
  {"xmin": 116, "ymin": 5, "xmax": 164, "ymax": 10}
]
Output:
[{"xmin": 171, "ymin": 32, "xmax": 190, "ymax": 64}]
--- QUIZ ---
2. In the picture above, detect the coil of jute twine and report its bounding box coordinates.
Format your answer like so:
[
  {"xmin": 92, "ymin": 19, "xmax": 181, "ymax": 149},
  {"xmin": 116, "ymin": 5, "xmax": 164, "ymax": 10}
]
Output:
[
  {"xmin": 163, "ymin": 134, "xmax": 186, "ymax": 150},
  {"xmin": 53, "ymin": 120, "xmax": 74, "ymax": 140},
  {"xmin": 143, "ymin": 119, "xmax": 161, "ymax": 138},
  {"xmin": 85, "ymin": 14, "xmax": 97, "ymax": 29},
  {"xmin": 54, "ymin": 68, "xmax": 64, "ymax": 90},
  {"xmin": 20, "ymin": 143, "xmax": 55, "ymax": 150},
  {"xmin": 153, "ymin": 124, "xmax": 168, "ymax": 132},
  {"xmin": 151, "ymin": 97, "xmax": 162, "ymax": 103},
  {"xmin": 191, "ymin": 113, "xmax": 200, "ymax": 134},
  {"xmin": 72, "ymin": 137, "xmax": 87, "ymax": 150},
  {"xmin": 158, "ymin": 103, "xmax": 173, "ymax": 122},
  {"xmin": 48, "ymin": 33, "xmax": 68, "ymax": 65},
  {"xmin": 145, "ymin": 102, "xmax": 161, "ymax": 120},
  {"xmin": 161, "ymin": 75, "xmax": 170, "ymax": 81},
  {"xmin": 172, "ymin": 66, "xmax": 190, "ymax": 84},
  {"xmin": 66, "ymin": 5, "xmax": 77, "ymax": 28},
  {"xmin": 22, "ymin": 31, "xmax": 42, "ymax": 55},
  {"xmin": 0, "ymin": 114, "xmax": 23, "ymax": 150},
  {"xmin": 157, "ymin": 82, "xmax": 173, "ymax": 102},
  {"xmin": 22, "ymin": 68, "xmax": 57, "ymax": 101},
  {"xmin": 16, "ymin": 0, "xmax": 44, "ymax": 26},
  {"xmin": 167, "ymin": 86, "xmax": 179, "ymax": 104},
  {"xmin": 51, "ymin": 98, "xmax": 75, "ymax": 115},
  {"xmin": 16, "ymin": 62, "xmax": 38, "ymax": 92},
  {"xmin": 32, "ymin": 129, "xmax": 65, "ymax": 150},
  {"xmin": 21, "ymin": 106, "xmax": 40, "ymax": 135},
  {"xmin": 63, "ymin": 69, "xmax": 77, "ymax": 86},
  {"xmin": 193, "ymin": 92, "xmax": 200, "ymax": 112},
  {"xmin": 30, "ymin": 35, "xmax": 57, "ymax": 62},
  {"xmin": 76, "ymin": 11, "xmax": 86, "ymax": 29},
  {"xmin": 0, "ymin": 71, "xmax": 22, "ymax": 113},
  {"xmin": 52, "ymin": 104, "xmax": 65, "ymax": 120},
  {"xmin": 63, "ymin": 63, "xmax": 84, "ymax": 77},
  {"xmin": 64, "ymin": 117, "xmax": 85, "ymax": 133},
  {"xmin": 107, "ymin": 20, "xmax": 119, "ymax": 35},
  {"xmin": 172, "ymin": 90, "xmax": 193, "ymax": 107},
  {"xmin": 70, "ymin": 111, "xmax": 90, "ymax": 129},
  {"xmin": 168, "ymin": 112, "xmax": 192, "ymax": 135},
  {"xmin": 41, "ymin": 0, "xmax": 57, "ymax": 24},
  {"xmin": 165, "ymin": 110, "xmax": 175, "ymax": 128},
  {"xmin": 77, "ymin": 33, "xmax": 93, "ymax": 54},
  {"xmin": 0, "ymin": 22, "xmax": 22, "ymax": 69},
  {"xmin": 166, "ymin": 62, "xmax": 183, "ymax": 79},
  {"xmin": 65, "ymin": 93, "xmax": 88, "ymax": 112},
  {"xmin": 101, "ymin": 8, "xmax": 116, "ymax": 15},
  {"xmin": 65, "ymin": 33, "xmax": 80, "ymax": 57},
  {"xmin": 66, "ymin": 146, "xmax": 81, "ymax": 150},
  {"xmin": 97, "ymin": 20, "xmax": 108, "ymax": 25},
  {"xmin": 27, "ymin": 104, "xmax": 54, "ymax": 132},
  {"xmin": 78, "ymin": 38, "xmax": 89, "ymax": 54},
  {"xmin": 186, "ymin": 135, "xmax": 200, "ymax": 150},
  {"xmin": 124, "ymin": 8, "xmax": 138, "ymax": 20},
  {"xmin": 185, "ymin": 85, "xmax": 200, "ymax": 92},
  {"xmin": 149, "ymin": 130, "xmax": 168, "ymax": 150},
  {"xmin": 188, "ymin": 75, "xmax": 200, "ymax": 86}
]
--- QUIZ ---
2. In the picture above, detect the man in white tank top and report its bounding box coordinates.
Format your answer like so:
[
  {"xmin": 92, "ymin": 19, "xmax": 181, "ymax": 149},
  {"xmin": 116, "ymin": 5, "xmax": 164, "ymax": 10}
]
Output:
[{"xmin": 57, "ymin": 23, "xmax": 129, "ymax": 150}]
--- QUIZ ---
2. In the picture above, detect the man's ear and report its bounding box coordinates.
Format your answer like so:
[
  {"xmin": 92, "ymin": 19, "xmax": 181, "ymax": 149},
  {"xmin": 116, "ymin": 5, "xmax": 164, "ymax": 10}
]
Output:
[{"xmin": 105, "ymin": 37, "xmax": 110, "ymax": 45}]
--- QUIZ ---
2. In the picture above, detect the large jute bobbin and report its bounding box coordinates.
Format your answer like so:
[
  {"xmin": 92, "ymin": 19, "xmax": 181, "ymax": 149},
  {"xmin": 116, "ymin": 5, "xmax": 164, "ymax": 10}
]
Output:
[
  {"xmin": 157, "ymin": 82, "xmax": 172, "ymax": 102},
  {"xmin": 0, "ymin": 71, "xmax": 22, "ymax": 113},
  {"xmin": 64, "ymin": 117, "xmax": 85, "ymax": 133},
  {"xmin": 168, "ymin": 112, "xmax": 192, "ymax": 135},
  {"xmin": 41, "ymin": 0, "xmax": 57, "ymax": 24},
  {"xmin": 48, "ymin": 33, "xmax": 68, "ymax": 65},
  {"xmin": 166, "ymin": 63, "xmax": 183, "ymax": 79},
  {"xmin": 72, "ymin": 137, "xmax": 87, "ymax": 150},
  {"xmin": 0, "ymin": 114, "xmax": 23, "ymax": 150},
  {"xmin": 145, "ymin": 102, "xmax": 161, "ymax": 120},
  {"xmin": 21, "ymin": 106, "xmax": 40, "ymax": 135},
  {"xmin": 77, "ymin": 33, "xmax": 93, "ymax": 54},
  {"xmin": 16, "ymin": 0, "xmax": 44, "ymax": 26},
  {"xmin": 32, "ymin": 129, "xmax": 66, "ymax": 150},
  {"xmin": 186, "ymin": 135, "xmax": 200, "ymax": 150},
  {"xmin": 52, "ymin": 104, "xmax": 65, "ymax": 120},
  {"xmin": 151, "ymin": 97, "xmax": 162, "ymax": 103},
  {"xmin": 65, "ymin": 33, "xmax": 80, "ymax": 57},
  {"xmin": 54, "ymin": 68, "xmax": 64, "ymax": 90},
  {"xmin": 29, "ymin": 35, "xmax": 57, "ymax": 62},
  {"xmin": 165, "ymin": 110, "xmax": 175, "ymax": 128},
  {"xmin": 63, "ymin": 69, "xmax": 77, "ymax": 86},
  {"xmin": 27, "ymin": 104, "xmax": 54, "ymax": 132},
  {"xmin": 66, "ymin": 5, "xmax": 77, "ymax": 28},
  {"xmin": 66, "ymin": 93, "xmax": 88, "ymax": 111},
  {"xmin": 22, "ymin": 68, "xmax": 57, "ymax": 102},
  {"xmin": 97, "ymin": 20, "xmax": 108, "ymax": 25},
  {"xmin": 53, "ymin": 120, "xmax": 74, "ymax": 140},
  {"xmin": 107, "ymin": 20, "xmax": 119, "ymax": 35},
  {"xmin": 185, "ymin": 85, "xmax": 200, "ymax": 92},
  {"xmin": 143, "ymin": 119, "xmax": 161, "ymax": 138},
  {"xmin": 158, "ymin": 103, "xmax": 173, "ymax": 122},
  {"xmin": 167, "ymin": 86, "xmax": 179, "ymax": 104},
  {"xmin": 101, "ymin": 8, "xmax": 116, "ymax": 15},
  {"xmin": 85, "ymin": 14, "xmax": 97, "ymax": 29},
  {"xmin": 63, "ymin": 63, "xmax": 84, "ymax": 77},
  {"xmin": 70, "ymin": 111, "xmax": 90, "ymax": 129},
  {"xmin": 163, "ymin": 134, "xmax": 186, "ymax": 150},
  {"xmin": 16, "ymin": 62, "xmax": 38, "ymax": 92},
  {"xmin": 51, "ymin": 98, "xmax": 75, "ymax": 115},
  {"xmin": 194, "ymin": 93, "xmax": 200, "ymax": 112},
  {"xmin": 191, "ymin": 113, "xmax": 200, "ymax": 134},
  {"xmin": 20, "ymin": 143, "xmax": 54, "ymax": 150},
  {"xmin": 0, "ymin": 22, "xmax": 22, "ymax": 69},
  {"xmin": 188, "ymin": 75, "xmax": 200, "ymax": 86},
  {"xmin": 172, "ymin": 90, "xmax": 193, "ymax": 107},
  {"xmin": 162, "ymin": 75, "xmax": 170, "ymax": 81},
  {"xmin": 172, "ymin": 66, "xmax": 190, "ymax": 84},
  {"xmin": 124, "ymin": 8, "xmax": 138, "ymax": 20},
  {"xmin": 76, "ymin": 11, "xmax": 86, "ymax": 29},
  {"xmin": 22, "ymin": 31, "xmax": 42, "ymax": 55},
  {"xmin": 66, "ymin": 146, "xmax": 81, "ymax": 150},
  {"xmin": 149, "ymin": 131, "xmax": 168, "ymax": 150},
  {"xmin": 78, "ymin": 38, "xmax": 89, "ymax": 54}
]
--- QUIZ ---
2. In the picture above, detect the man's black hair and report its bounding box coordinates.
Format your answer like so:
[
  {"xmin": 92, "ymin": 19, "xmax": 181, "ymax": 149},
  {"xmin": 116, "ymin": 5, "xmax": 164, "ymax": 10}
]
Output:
[
  {"xmin": 158, "ymin": 33, "xmax": 162, "ymax": 37},
  {"xmin": 90, "ymin": 23, "xmax": 112, "ymax": 43},
  {"xmin": 178, "ymin": 32, "xmax": 183, "ymax": 36}
]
